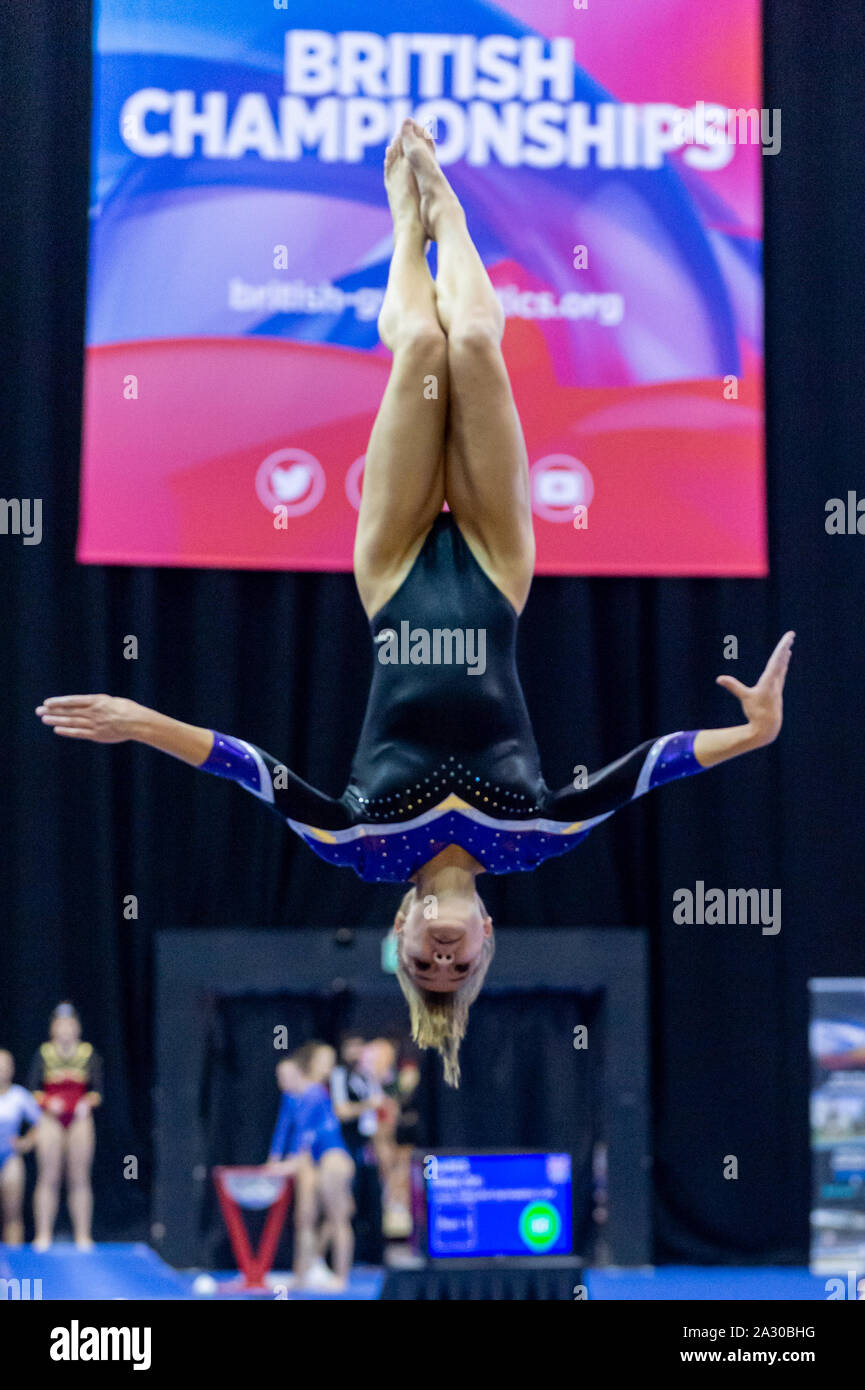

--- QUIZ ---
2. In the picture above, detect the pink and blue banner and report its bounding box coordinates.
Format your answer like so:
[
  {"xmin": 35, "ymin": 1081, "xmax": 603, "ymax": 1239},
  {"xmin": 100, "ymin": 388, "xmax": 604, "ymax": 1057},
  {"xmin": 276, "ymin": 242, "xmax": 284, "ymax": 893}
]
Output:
[{"xmin": 78, "ymin": 0, "xmax": 767, "ymax": 575}]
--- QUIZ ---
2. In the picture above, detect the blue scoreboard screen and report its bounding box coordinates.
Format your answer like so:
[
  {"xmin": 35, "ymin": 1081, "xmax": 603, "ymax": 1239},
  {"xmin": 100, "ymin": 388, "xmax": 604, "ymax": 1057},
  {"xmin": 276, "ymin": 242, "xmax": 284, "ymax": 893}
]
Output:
[{"xmin": 421, "ymin": 1152, "xmax": 573, "ymax": 1259}]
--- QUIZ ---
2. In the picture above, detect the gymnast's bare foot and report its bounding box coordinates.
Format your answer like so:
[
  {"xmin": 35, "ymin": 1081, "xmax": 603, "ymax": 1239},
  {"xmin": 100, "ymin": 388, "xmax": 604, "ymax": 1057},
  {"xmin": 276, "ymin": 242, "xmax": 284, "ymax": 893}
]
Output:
[
  {"xmin": 399, "ymin": 119, "xmax": 462, "ymax": 241},
  {"xmin": 383, "ymin": 133, "xmax": 424, "ymax": 239},
  {"xmin": 379, "ymin": 133, "xmax": 436, "ymax": 350}
]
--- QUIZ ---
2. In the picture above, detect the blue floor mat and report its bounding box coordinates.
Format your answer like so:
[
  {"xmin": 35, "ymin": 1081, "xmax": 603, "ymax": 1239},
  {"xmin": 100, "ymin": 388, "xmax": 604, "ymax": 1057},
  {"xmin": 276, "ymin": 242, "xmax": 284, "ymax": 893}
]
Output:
[
  {"xmin": 1, "ymin": 1246, "xmax": 841, "ymax": 1301},
  {"xmin": 586, "ymin": 1266, "xmax": 840, "ymax": 1300},
  {"xmin": 1, "ymin": 1243, "xmax": 384, "ymax": 1300},
  {"xmin": 183, "ymin": 1267, "xmax": 385, "ymax": 1300},
  {"xmin": 3, "ymin": 1242, "xmax": 193, "ymax": 1300}
]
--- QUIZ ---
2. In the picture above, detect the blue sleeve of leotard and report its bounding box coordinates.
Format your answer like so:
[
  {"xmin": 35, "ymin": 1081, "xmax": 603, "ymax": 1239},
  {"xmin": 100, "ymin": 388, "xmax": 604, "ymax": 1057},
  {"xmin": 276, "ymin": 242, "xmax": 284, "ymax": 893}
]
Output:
[
  {"xmin": 285, "ymin": 1111, "xmax": 310, "ymax": 1156},
  {"xmin": 200, "ymin": 733, "xmax": 352, "ymax": 831},
  {"xmin": 548, "ymin": 731, "xmax": 705, "ymax": 823},
  {"xmin": 269, "ymin": 1094, "xmax": 296, "ymax": 1160},
  {"xmin": 285, "ymin": 1126, "xmax": 305, "ymax": 1156}
]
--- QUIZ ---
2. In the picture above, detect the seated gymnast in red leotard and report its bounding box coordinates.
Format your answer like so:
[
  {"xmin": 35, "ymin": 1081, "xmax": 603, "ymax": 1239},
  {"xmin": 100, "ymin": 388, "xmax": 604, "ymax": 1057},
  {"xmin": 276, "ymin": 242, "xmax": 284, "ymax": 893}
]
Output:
[
  {"xmin": 28, "ymin": 1003, "xmax": 102, "ymax": 1249},
  {"xmin": 36, "ymin": 122, "xmax": 794, "ymax": 1085}
]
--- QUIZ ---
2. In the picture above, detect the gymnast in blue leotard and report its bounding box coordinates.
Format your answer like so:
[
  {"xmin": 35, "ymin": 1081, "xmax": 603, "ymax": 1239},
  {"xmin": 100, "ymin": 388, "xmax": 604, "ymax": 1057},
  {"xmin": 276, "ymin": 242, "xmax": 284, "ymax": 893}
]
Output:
[
  {"xmin": 267, "ymin": 1044, "xmax": 355, "ymax": 1290},
  {"xmin": 37, "ymin": 122, "xmax": 794, "ymax": 1085},
  {"xmin": 275, "ymin": 1080, "xmax": 347, "ymax": 1165},
  {"xmin": 0, "ymin": 1050, "xmax": 42, "ymax": 1244},
  {"xmin": 269, "ymin": 1057, "xmax": 348, "ymax": 1166}
]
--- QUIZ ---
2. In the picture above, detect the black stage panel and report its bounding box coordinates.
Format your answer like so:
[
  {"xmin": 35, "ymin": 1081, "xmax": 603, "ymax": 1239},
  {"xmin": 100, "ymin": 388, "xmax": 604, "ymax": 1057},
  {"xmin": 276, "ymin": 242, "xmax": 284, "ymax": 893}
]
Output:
[{"xmin": 381, "ymin": 1257, "xmax": 585, "ymax": 1300}]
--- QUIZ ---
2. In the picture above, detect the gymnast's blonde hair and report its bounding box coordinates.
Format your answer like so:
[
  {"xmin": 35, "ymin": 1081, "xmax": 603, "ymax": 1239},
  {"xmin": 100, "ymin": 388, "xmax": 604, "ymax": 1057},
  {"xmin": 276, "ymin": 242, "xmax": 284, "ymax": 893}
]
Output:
[{"xmin": 394, "ymin": 887, "xmax": 495, "ymax": 1088}]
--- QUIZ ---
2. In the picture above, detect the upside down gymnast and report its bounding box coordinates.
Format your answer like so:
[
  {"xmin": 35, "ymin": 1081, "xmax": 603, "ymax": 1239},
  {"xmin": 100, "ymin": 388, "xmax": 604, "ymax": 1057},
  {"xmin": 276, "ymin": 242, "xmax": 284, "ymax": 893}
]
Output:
[{"xmin": 36, "ymin": 121, "xmax": 794, "ymax": 1084}]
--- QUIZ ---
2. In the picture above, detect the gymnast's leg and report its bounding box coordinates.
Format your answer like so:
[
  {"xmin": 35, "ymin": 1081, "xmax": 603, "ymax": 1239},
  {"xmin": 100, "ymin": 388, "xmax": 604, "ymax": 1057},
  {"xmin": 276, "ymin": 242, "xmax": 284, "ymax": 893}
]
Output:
[
  {"xmin": 0, "ymin": 1154, "xmax": 27, "ymax": 1245},
  {"xmin": 353, "ymin": 131, "xmax": 449, "ymax": 620},
  {"xmin": 33, "ymin": 1114, "xmax": 64, "ymax": 1250},
  {"xmin": 317, "ymin": 1149, "xmax": 355, "ymax": 1288},
  {"xmin": 66, "ymin": 1112, "xmax": 95, "ymax": 1250},
  {"xmin": 400, "ymin": 120, "xmax": 535, "ymax": 614},
  {"xmin": 292, "ymin": 1154, "xmax": 320, "ymax": 1284}
]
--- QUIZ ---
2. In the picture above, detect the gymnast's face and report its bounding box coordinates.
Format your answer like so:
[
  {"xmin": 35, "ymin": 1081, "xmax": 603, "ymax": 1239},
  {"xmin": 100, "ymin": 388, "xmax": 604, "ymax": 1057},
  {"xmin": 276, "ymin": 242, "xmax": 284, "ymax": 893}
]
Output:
[
  {"xmin": 0, "ymin": 1051, "xmax": 13, "ymax": 1088},
  {"xmin": 396, "ymin": 894, "xmax": 492, "ymax": 994},
  {"xmin": 51, "ymin": 1016, "xmax": 81, "ymax": 1048}
]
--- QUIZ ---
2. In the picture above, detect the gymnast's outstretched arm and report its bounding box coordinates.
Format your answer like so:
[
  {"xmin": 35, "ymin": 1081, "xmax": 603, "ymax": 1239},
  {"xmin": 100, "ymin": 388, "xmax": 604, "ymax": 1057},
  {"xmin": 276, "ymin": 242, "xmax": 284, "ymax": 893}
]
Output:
[
  {"xmin": 549, "ymin": 631, "xmax": 795, "ymax": 820},
  {"xmin": 35, "ymin": 694, "xmax": 350, "ymax": 829}
]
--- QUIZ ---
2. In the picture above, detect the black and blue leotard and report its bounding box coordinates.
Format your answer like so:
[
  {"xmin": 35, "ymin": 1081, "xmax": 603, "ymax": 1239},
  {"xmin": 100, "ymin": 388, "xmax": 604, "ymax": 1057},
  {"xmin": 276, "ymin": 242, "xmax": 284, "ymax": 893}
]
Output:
[{"xmin": 201, "ymin": 513, "xmax": 705, "ymax": 884}]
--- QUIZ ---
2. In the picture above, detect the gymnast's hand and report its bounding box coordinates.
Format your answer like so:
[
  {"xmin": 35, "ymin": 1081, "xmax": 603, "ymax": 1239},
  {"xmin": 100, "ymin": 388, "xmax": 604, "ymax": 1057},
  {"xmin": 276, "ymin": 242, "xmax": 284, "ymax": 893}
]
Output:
[
  {"xmin": 35, "ymin": 694, "xmax": 141, "ymax": 742},
  {"xmin": 36, "ymin": 696, "xmax": 215, "ymax": 766},
  {"xmin": 264, "ymin": 1157, "xmax": 299, "ymax": 1176},
  {"xmin": 694, "ymin": 631, "xmax": 795, "ymax": 768},
  {"xmin": 715, "ymin": 630, "xmax": 795, "ymax": 746}
]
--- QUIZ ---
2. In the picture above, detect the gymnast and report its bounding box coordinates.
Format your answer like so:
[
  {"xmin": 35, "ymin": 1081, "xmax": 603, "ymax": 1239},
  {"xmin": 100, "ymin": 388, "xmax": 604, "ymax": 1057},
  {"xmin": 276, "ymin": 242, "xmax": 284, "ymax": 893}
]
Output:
[
  {"xmin": 0, "ymin": 1050, "xmax": 42, "ymax": 1245},
  {"xmin": 267, "ymin": 1045, "xmax": 355, "ymax": 1292},
  {"xmin": 28, "ymin": 1003, "xmax": 102, "ymax": 1249},
  {"xmin": 36, "ymin": 120, "xmax": 794, "ymax": 1086}
]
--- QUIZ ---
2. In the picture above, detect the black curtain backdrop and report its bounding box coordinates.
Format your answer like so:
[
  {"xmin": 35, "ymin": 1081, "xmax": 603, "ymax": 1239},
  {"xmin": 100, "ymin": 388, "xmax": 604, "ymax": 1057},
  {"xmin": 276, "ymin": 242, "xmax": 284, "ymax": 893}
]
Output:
[{"xmin": 1, "ymin": 1, "xmax": 863, "ymax": 1260}]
